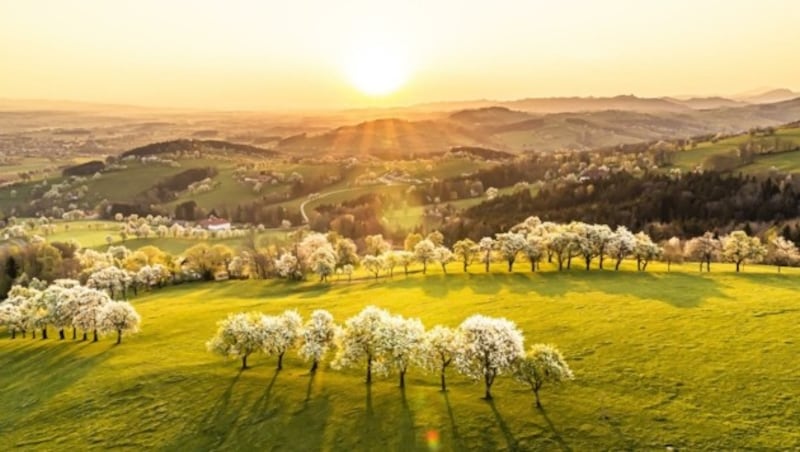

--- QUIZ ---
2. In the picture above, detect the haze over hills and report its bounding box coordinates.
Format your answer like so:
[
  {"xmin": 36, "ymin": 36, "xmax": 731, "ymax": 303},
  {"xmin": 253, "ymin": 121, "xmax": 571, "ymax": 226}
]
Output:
[{"xmin": 2, "ymin": 88, "xmax": 800, "ymax": 158}]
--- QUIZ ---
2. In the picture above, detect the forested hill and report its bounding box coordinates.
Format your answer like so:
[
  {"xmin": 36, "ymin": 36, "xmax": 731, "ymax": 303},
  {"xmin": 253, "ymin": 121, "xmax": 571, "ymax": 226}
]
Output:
[
  {"xmin": 449, "ymin": 172, "xmax": 800, "ymax": 241},
  {"xmin": 120, "ymin": 139, "xmax": 280, "ymax": 159}
]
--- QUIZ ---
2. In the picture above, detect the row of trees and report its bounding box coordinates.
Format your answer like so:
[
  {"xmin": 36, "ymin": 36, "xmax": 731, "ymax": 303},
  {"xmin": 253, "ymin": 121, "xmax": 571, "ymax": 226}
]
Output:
[
  {"xmin": 0, "ymin": 279, "xmax": 140, "ymax": 344},
  {"xmin": 207, "ymin": 306, "xmax": 573, "ymax": 405},
  {"xmin": 269, "ymin": 219, "xmax": 793, "ymax": 285}
]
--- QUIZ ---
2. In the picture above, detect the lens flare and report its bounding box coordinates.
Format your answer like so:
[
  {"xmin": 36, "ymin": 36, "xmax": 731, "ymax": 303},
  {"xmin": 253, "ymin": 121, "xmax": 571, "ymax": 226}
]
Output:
[{"xmin": 426, "ymin": 429, "xmax": 440, "ymax": 451}]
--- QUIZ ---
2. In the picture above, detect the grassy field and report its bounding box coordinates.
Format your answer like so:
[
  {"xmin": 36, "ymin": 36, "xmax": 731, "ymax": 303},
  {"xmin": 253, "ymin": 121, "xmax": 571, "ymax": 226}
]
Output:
[
  {"xmin": 672, "ymin": 127, "xmax": 800, "ymax": 173},
  {"xmin": 1, "ymin": 261, "xmax": 799, "ymax": 449}
]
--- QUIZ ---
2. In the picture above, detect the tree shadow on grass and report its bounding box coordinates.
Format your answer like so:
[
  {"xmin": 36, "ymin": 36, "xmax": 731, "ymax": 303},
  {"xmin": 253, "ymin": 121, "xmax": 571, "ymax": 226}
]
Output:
[
  {"xmin": 442, "ymin": 391, "xmax": 465, "ymax": 450},
  {"xmin": 521, "ymin": 271, "xmax": 731, "ymax": 308},
  {"xmin": 165, "ymin": 369, "xmax": 246, "ymax": 449},
  {"xmin": 0, "ymin": 340, "xmax": 113, "ymax": 436},
  {"xmin": 488, "ymin": 399, "xmax": 520, "ymax": 451},
  {"xmin": 398, "ymin": 387, "xmax": 417, "ymax": 450},
  {"xmin": 539, "ymin": 406, "xmax": 572, "ymax": 452}
]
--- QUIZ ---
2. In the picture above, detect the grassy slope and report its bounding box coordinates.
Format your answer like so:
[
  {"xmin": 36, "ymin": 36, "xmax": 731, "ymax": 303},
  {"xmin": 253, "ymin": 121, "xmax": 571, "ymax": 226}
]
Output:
[
  {"xmin": 1, "ymin": 261, "xmax": 799, "ymax": 450},
  {"xmin": 672, "ymin": 127, "xmax": 800, "ymax": 173}
]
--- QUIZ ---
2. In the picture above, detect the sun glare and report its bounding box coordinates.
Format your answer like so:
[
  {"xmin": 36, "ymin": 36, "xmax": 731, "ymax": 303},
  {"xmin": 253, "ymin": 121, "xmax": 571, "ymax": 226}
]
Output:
[{"xmin": 344, "ymin": 41, "xmax": 410, "ymax": 97}]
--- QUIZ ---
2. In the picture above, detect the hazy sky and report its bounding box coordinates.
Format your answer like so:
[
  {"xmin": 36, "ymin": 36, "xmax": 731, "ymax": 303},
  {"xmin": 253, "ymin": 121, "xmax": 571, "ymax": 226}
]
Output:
[{"xmin": 1, "ymin": 0, "xmax": 799, "ymax": 110}]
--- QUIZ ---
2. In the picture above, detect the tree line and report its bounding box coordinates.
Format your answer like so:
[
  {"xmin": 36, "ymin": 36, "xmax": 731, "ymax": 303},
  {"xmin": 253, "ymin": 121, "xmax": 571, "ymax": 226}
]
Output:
[{"xmin": 208, "ymin": 306, "xmax": 573, "ymax": 406}]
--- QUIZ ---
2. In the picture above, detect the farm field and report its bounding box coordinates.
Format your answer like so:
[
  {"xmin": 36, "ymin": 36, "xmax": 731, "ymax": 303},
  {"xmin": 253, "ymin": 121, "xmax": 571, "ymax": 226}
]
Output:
[{"xmin": 1, "ymin": 262, "xmax": 798, "ymax": 450}]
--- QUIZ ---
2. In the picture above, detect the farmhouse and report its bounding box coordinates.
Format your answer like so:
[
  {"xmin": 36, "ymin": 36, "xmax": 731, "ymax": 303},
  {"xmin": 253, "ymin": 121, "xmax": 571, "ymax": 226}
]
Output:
[{"xmin": 198, "ymin": 216, "xmax": 231, "ymax": 231}]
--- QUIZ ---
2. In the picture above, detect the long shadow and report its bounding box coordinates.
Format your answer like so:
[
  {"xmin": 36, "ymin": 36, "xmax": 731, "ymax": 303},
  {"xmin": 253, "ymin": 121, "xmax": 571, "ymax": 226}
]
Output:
[
  {"xmin": 0, "ymin": 340, "xmax": 113, "ymax": 434},
  {"xmin": 539, "ymin": 406, "xmax": 572, "ymax": 452},
  {"xmin": 398, "ymin": 387, "xmax": 417, "ymax": 450},
  {"xmin": 164, "ymin": 369, "xmax": 244, "ymax": 449},
  {"xmin": 248, "ymin": 368, "xmax": 281, "ymax": 423},
  {"xmin": 522, "ymin": 271, "xmax": 731, "ymax": 308},
  {"xmin": 488, "ymin": 399, "xmax": 519, "ymax": 451},
  {"xmin": 442, "ymin": 391, "xmax": 464, "ymax": 450}
]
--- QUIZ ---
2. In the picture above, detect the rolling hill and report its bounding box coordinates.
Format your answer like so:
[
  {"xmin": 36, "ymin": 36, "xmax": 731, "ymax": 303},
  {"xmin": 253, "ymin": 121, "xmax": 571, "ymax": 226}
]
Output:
[{"xmin": 1, "ymin": 264, "xmax": 799, "ymax": 449}]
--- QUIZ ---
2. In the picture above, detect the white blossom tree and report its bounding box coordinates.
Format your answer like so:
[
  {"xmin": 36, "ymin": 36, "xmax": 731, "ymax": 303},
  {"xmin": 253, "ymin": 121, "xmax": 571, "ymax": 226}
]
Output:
[
  {"xmin": 207, "ymin": 312, "xmax": 263, "ymax": 370},
  {"xmin": 332, "ymin": 306, "xmax": 390, "ymax": 384},
  {"xmin": 419, "ymin": 325, "xmax": 462, "ymax": 391},
  {"xmin": 633, "ymin": 232, "xmax": 661, "ymax": 271},
  {"xmin": 456, "ymin": 315, "xmax": 525, "ymax": 399},
  {"xmin": 722, "ymin": 230, "xmax": 767, "ymax": 272},
  {"xmin": 452, "ymin": 239, "xmax": 478, "ymax": 273},
  {"xmin": 661, "ymin": 237, "xmax": 684, "ymax": 271},
  {"xmin": 495, "ymin": 232, "xmax": 527, "ymax": 272},
  {"xmin": 87, "ymin": 266, "xmax": 133, "ymax": 299},
  {"xmin": 394, "ymin": 251, "xmax": 415, "ymax": 276},
  {"xmin": 309, "ymin": 245, "xmax": 337, "ymax": 282},
  {"xmin": 72, "ymin": 287, "xmax": 112, "ymax": 342},
  {"xmin": 686, "ymin": 232, "xmax": 721, "ymax": 272},
  {"xmin": 478, "ymin": 237, "xmax": 495, "ymax": 272},
  {"xmin": 524, "ymin": 234, "xmax": 546, "ymax": 272},
  {"xmin": 299, "ymin": 310, "xmax": 338, "ymax": 373},
  {"xmin": 414, "ymin": 239, "xmax": 436, "ymax": 275},
  {"xmin": 607, "ymin": 226, "xmax": 637, "ymax": 271},
  {"xmin": 766, "ymin": 236, "xmax": 800, "ymax": 272},
  {"xmin": 381, "ymin": 314, "xmax": 425, "ymax": 388},
  {"xmin": 260, "ymin": 310, "xmax": 303, "ymax": 370},
  {"xmin": 275, "ymin": 252, "xmax": 303, "ymax": 280},
  {"xmin": 514, "ymin": 344, "xmax": 574, "ymax": 408},
  {"xmin": 98, "ymin": 300, "xmax": 141, "ymax": 344},
  {"xmin": 433, "ymin": 246, "xmax": 455, "ymax": 274},
  {"xmin": 362, "ymin": 254, "xmax": 385, "ymax": 279}
]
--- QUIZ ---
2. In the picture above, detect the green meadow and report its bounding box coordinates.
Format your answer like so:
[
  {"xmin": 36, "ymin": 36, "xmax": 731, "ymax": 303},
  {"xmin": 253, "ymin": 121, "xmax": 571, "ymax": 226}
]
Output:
[{"xmin": 1, "ymin": 261, "xmax": 799, "ymax": 450}]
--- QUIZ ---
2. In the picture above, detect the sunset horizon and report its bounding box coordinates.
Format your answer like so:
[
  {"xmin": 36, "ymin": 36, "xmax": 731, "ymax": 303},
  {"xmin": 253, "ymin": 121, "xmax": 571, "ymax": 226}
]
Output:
[{"xmin": 2, "ymin": 0, "xmax": 799, "ymax": 110}]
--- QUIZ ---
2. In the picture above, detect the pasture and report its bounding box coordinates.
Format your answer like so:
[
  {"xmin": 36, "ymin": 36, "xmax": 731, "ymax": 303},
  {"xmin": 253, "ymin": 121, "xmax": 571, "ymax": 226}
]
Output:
[{"xmin": 1, "ymin": 262, "xmax": 798, "ymax": 450}]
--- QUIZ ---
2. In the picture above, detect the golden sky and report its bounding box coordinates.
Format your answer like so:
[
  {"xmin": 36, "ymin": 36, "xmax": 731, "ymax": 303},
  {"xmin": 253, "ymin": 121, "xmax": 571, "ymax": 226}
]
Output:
[{"xmin": 1, "ymin": 0, "xmax": 799, "ymax": 110}]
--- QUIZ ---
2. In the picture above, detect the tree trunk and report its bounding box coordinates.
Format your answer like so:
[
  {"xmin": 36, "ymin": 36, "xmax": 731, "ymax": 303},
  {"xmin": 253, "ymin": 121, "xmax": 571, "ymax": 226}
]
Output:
[
  {"xmin": 59, "ymin": 329, "xmax": 65, "ymax": 340},
  {"xmin": 442, "ymin": 264, "xmax": 447, "ymax": 275},
  {"xmin": 699, "ymin": 261, "xmax": 703, "ymax": 272},
  {"xmin": 508, "ymin": 260, "xmax": 513, "ymax": 272},
  {"xmin": 399, "ymin": 370, "xmax": 406, "ymax": 388},
  {"xmin": 404, "ymin": 265, "xmax": 408, "ymax": 276},
  {"xmin": 531, "ymin": 261, "xmax": 536, "ymax": 272},
  {"xmin": 422, "ymin": 262, "xmax": 427, "ymax": 275},
  {"xmin": 366, "ymin": 355, "xmax": 372, "ymax": 384},
  {"xmin": 567, "ymin": 255, "xmax": 572, "ymax": 270},
  {"xmin": 667, "ymin": 261, "xmax": 671, "ymax": 272},
  {"xmin": 483, "ymin": 371, "xmax": 494, "ymax": 400},
  {"xmin": 32, "ymin": 330, "xmax": 36, "ymax": 339},
  {"xmin": 778, "ymin": 265, "xmax": 782, "ymax": 273},
  {"xmin": 72, "ymin": 327, "xmax": 77, "ymax": 340},
  {"xmin": 117, "ymin": 329, "xmax": 122, "ymax": 344},
  {"xmin": 310, "ymin": 360, "xmax": 318, "ymax": 373},
  {"xmin": 277, "ymin": 352, "xmax": 284, "ymax": 370},
  {"xmin": 463, "ymin": 261, "xmax": 468, "ymax": 273},
  {"xmin": 599, "ymin": 253, "xmax": 605, "ymax": 270},
  {"xmin": 241, "ymin": 354, "xmax": 248, "ymax": 370},
  {"xmin": 735, "ymin": 261, "xmax": 741, "ymax": 272},
  {"xmin": 11, "ymin": 329, "xmax": 15, "ymax": 339},
  {"xmin": 42, "ymin": 328, "xmax": 47, "ymax": 339},
  {"xmin": 82, "ymin": 332, "xmax": 87, "ymax": 341},
  {"xmin": 485, "ymin": 252, "xmax": 491, "ymax": 272},
  {"xmin": 615, "ymin": 258, "xmax": 622, "ymax": 271},
  {"xmin": 534, "ymin": 387, "xmax": 542, "ymax": 408},
  {"xmin": 22, "ymin": 330, "xmax": 26, "ymax": 338},
  {"xmin": 93, "ymin": 329, "xmax": 98, "ymax": 342},
  {"xmin": 585, "ymin": 257, "xmax": 591, "ymax": 270}
]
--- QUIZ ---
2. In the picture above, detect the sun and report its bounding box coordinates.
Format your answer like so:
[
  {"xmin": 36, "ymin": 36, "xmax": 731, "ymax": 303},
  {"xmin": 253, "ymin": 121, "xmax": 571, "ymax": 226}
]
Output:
[{"xmin": 344, "ymin": 42, "xmax": 410, "ymax": 97}]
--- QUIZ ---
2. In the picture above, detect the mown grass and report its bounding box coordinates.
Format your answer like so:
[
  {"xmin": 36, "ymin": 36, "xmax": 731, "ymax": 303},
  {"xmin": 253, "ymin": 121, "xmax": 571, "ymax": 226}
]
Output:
[{"xmin": 1, "ymin": 261, "xmax": 799, "ymax": 450}]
